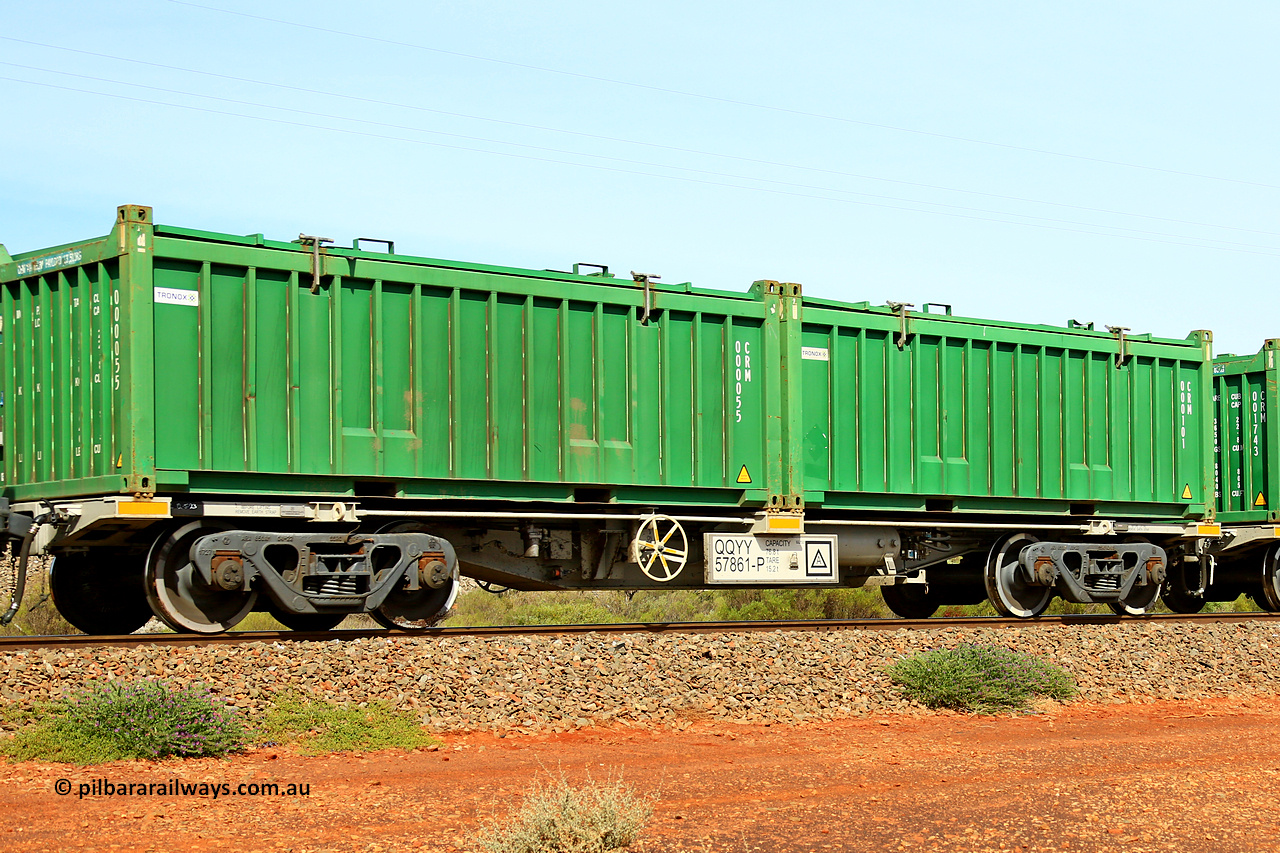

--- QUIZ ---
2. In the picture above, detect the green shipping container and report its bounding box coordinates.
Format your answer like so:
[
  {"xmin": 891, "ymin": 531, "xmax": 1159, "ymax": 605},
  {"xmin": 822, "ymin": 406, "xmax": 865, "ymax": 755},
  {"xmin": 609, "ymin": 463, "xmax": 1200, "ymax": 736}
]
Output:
[
  {"xmin": 1213, "ymin": 341, "xmax": 1280, "ymax": 523},
  {"xmin": 0, "ymin": 205, "xmax": 792, "ymax": 508},
  {"xmin": 799, "ymin": 301, "xmax": 1216, "ymax": 520}
]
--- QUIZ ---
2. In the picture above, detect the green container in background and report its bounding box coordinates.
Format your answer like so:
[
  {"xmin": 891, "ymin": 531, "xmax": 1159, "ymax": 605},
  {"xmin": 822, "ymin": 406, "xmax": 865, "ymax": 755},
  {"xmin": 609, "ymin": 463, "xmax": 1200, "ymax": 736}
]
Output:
[
  {"xmin": 798, "ymin": 299, "xmax": 1215, "ymax": 520},
  {"xmin": 1213, "ymin": 341, "xmax": 1280, "ymax": 523}
]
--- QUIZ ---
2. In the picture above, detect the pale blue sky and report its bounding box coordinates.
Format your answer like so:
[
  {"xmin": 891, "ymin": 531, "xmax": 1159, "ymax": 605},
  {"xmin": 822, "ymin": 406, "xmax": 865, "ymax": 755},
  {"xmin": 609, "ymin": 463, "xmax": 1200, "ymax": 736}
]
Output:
[{"xmin": 2, "ymin": 1, "xmax": 1276, "ymax": 353}]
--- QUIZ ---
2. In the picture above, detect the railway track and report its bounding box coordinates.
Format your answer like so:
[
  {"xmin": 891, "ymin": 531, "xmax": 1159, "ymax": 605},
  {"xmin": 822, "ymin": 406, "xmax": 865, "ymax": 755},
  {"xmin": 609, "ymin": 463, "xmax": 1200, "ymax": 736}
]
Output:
[{"xmin": 1, "ymin": 611, "xmax": 1275, "ymax": 651}]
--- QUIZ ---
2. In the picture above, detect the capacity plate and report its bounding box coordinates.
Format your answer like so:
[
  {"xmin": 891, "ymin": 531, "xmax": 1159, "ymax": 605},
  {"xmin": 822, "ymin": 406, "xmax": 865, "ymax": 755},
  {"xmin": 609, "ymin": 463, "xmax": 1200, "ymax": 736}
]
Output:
[{"xmin": 704, "ymin": 533, "xmax": 839, "ymax": 584}]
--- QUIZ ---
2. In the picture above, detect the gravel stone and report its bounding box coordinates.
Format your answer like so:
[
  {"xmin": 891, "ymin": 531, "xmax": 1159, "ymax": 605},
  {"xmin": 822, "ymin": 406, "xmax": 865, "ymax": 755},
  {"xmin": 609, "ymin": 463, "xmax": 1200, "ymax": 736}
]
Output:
[{"xmin": 3, "ymin": 622, "xmax": 1280, "ymax": 732}]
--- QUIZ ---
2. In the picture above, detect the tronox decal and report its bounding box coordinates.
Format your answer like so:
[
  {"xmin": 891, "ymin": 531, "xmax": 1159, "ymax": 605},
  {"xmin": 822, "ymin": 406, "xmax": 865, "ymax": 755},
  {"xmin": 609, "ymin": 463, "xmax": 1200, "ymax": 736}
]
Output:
[{"xmin": 154, "ymin": 287, "xmax": 200, "ymax": 307}]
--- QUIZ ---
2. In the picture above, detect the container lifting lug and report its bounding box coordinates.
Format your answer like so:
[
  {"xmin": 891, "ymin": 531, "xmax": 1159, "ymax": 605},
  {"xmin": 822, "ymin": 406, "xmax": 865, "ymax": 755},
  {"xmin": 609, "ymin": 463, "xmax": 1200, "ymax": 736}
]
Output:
[
  {"xmin": 887, "ymin": 302, "xmax": 914, "ymax": 350},
  {"xmin": 296, "ymin": 234, "xmax": 334, "ymax": 294},
  {"xmin": 632, "ymin": 271, "xmax": 660, "ymax": 325},
  {"xmin": 1107, "ymin": 325, "xmax": 1131, "ymax": 368},
  {"xmin": 353, "ymin": 237, "xmax": 394, "ymax": 254}
]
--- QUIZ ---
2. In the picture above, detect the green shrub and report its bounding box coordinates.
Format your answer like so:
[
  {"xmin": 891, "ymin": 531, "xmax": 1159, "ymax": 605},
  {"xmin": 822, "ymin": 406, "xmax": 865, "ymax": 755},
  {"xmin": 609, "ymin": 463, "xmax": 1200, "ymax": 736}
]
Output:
[
  {"xmin": 888, "ymin": 643, "xmax": 1077, "ymax": 714},
  {"xmin": 1206, "ymin": 594, "xmax": 1262, "ymax": 613},
  {"xmin": 711, "ymin": 587, "xmax": 885, "ymax": 621},
  {"xmin": 1, "ymin": 680, "xmax": 245, "ymax": 763},
  {"xmin": 446, "ymin": 590, "xmax": 625, "ymax": 627},
  {"xmin": 478, "ymin": 775, "xmax": 653, "ymax": 853},
  {"xmin": 261, "ymin": 694, "xmax": 438, "ymax": 754},
  {"xmin": 444, "ymin": 585, "xmax": 892, "ymax": 627}
]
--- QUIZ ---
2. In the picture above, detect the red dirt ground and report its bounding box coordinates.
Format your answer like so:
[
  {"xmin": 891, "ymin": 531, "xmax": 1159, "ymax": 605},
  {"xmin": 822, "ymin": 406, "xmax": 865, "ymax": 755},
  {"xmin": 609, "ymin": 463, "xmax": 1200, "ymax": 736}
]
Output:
[{"xmin": 3, "ymin": 696, "xmax": 1279, "ymax": 852}]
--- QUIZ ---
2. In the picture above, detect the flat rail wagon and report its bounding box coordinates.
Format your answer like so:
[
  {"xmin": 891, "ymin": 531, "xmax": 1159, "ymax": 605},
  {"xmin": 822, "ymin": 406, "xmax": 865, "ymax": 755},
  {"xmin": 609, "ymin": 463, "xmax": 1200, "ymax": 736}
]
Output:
[
  {"xmin": 1162, "ymin": 342, "xmax": 1280, "ymax": 612},
  {"xmin": 0, "ymin": 205, "xmax": 1223, "ymax": 632}
]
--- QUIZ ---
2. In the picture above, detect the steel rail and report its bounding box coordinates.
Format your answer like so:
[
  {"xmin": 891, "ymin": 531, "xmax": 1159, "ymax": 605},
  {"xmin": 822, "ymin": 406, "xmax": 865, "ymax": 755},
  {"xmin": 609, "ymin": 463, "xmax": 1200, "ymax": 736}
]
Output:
[{"xmin": 1, "ymin": 611, "xmax": 1276, "ymax": 652}]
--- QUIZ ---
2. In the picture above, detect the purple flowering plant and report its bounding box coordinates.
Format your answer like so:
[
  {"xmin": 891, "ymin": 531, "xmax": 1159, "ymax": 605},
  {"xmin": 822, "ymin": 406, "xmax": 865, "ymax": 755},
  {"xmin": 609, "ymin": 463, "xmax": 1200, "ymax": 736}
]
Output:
[{"xmin": 61, "ymin": 680, "xmax": 246, "ymax": 759}]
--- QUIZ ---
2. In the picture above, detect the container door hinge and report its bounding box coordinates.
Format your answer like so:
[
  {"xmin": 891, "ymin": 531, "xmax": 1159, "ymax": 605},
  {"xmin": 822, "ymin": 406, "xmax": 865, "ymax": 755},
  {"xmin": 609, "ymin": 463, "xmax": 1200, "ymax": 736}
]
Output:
[
  {"xmin": 1107, "ymin": 325, "xmax": 1131, "ymax": 368},
  {"xmin": 887, "ymin": 302, "xmax": 914, "ymax": 350},
  {"xmin": 631, "ymin": 271, "xmax": 660, "ymax": 325},
  {"xmin": 296, "ymin": 234, "xmax": 333, "ymax": 294}
]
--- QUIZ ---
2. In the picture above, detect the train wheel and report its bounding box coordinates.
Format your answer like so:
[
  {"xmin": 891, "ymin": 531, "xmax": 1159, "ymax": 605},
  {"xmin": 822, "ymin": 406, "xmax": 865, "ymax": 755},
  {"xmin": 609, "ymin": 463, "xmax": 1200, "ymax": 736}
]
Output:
[
  {"xmin": 1109, "ymin": 536, "xmax": 1162, "ymax": 616},
  {"xmin": 1160, "ymin": 586, "xmax": 1205, "ymax": 613},
  {"xmin": 984, "ymin": 533, "xmax": 1052, "ymax": 618},
  {"xmin": 370, "ymin": 521, "xmax": 459, "ymax": 630},
  {"xmin": 264, "ymin": 602, "xmax": 345, "ymax": 632},
  {"xmin": 1160, "ymin": 555, "xmax": 1206, "ymax": 614},
  {"xmin": 145, "ymin": 522, "xmax": 257, "ymax": 634},
  {"xmin": 370, "ymin": 578, "xmax": 458, "ymax": 630},
  {"xmin": 50, "ymin": 552, "xmax": 153, "ymax": 635},
  {"xmin": 881, "ymin": 583, "xmax": 937, "ymax": 619},
  {"xmin": 1259, "ymin": 544, "xmax": 1280, "ymax": 612},
  {"xmin": 1108, "ymin": 582, "xmax": 1160, "ymax": 616}
]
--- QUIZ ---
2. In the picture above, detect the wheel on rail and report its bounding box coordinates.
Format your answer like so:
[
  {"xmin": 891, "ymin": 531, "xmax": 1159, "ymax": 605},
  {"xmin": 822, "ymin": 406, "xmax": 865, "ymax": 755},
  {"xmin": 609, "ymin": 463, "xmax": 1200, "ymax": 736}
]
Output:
[
  {"xmin": 370, "ymin": 521, "xmax": 459, "ymax": 630},
  {"xmin": 1108, "ymin": 582, "xmax": 1160, "ymax": 616},
  {"xmin": 1108, "ymin": 536, "xmax": 1162, "ymax": 616},
  {"xmin": 631, "ymin": 515, "xmax": 688, "ymax": 582},
  {"xmin": 50, "ymin": 552, "xmax": 153, "ymax": 635},
  {"xmin": 1258, "ymin": 544, "xmax": 1280, "ymax": 612},
  {"xmin": 264, "ymin": 602, "xmax": 345, "ymax": 632},
  {"xmin": 1160, "ymin": 555, "xmax": 1206, "ymax": 614},
  {"xmin": 370, "ymin": 581, "xmax": 458, "ymax": 630},
  {"xmin": 984, "ymin": 533, "xmax": 1053, "ymax": 618},
  {"xmin": 881, "ymin": 583, "xmax": 938, "ymax": 619},
  {"xmin": 145, "ymin": 521, "xmax": 257, "ymax": 634}
]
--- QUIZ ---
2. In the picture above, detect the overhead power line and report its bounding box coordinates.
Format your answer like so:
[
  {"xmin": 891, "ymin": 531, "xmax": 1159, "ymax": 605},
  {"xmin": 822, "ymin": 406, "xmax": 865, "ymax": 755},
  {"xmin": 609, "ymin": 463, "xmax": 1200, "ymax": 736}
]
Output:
[
  {"xmin": 165, "ymin": 0, "xmax": 1280, "ymax": 192},
  {"xmin": 3, "ymin": 73, "xmax": 1277, "ymax": 259},
  {"xmin": 2, "ymin": 37, "xmax": 1273, "ymax": 240}
]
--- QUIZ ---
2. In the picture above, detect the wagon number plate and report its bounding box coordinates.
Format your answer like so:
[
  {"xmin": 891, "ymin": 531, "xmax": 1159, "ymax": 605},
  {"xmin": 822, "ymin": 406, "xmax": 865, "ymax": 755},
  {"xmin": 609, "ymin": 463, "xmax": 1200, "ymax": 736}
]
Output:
[{"xmin": 704, "ymin": 534, "xmax": 839, "ymax": 584}]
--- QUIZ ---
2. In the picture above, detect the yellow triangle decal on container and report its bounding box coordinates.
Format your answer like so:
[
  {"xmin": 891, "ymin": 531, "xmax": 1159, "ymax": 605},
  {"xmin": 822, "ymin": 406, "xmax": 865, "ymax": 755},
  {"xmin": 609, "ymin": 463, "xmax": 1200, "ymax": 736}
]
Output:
[
  {"xmin": 1181, "ymin": 484, "xmax": 1193, "ymax": 500},
  {"xmin": 1257, "ymin": 491, "xmax": 1267, "ymax": 507},
  {"xmin": 736, "ymin": 465, "xmax": 752, "ymax": 484}
]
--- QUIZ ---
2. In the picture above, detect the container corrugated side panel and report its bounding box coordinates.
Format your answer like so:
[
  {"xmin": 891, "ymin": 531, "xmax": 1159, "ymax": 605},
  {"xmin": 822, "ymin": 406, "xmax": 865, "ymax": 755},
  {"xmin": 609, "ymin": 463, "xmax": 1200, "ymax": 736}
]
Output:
[
  {"xmin": 148, "ymin": 233, "xmax": 776, "ymax": 506},
  {"xmin": 800, "ymin": 306, "xmax": 1213, "ymax": 519},
  {"xmin": 1213, "ymin": 341, "xmax": 1280, "ymax": 522},
  {"xmin": 1, "ymin": 244, "xmax": 128, "ymax": 499}
]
